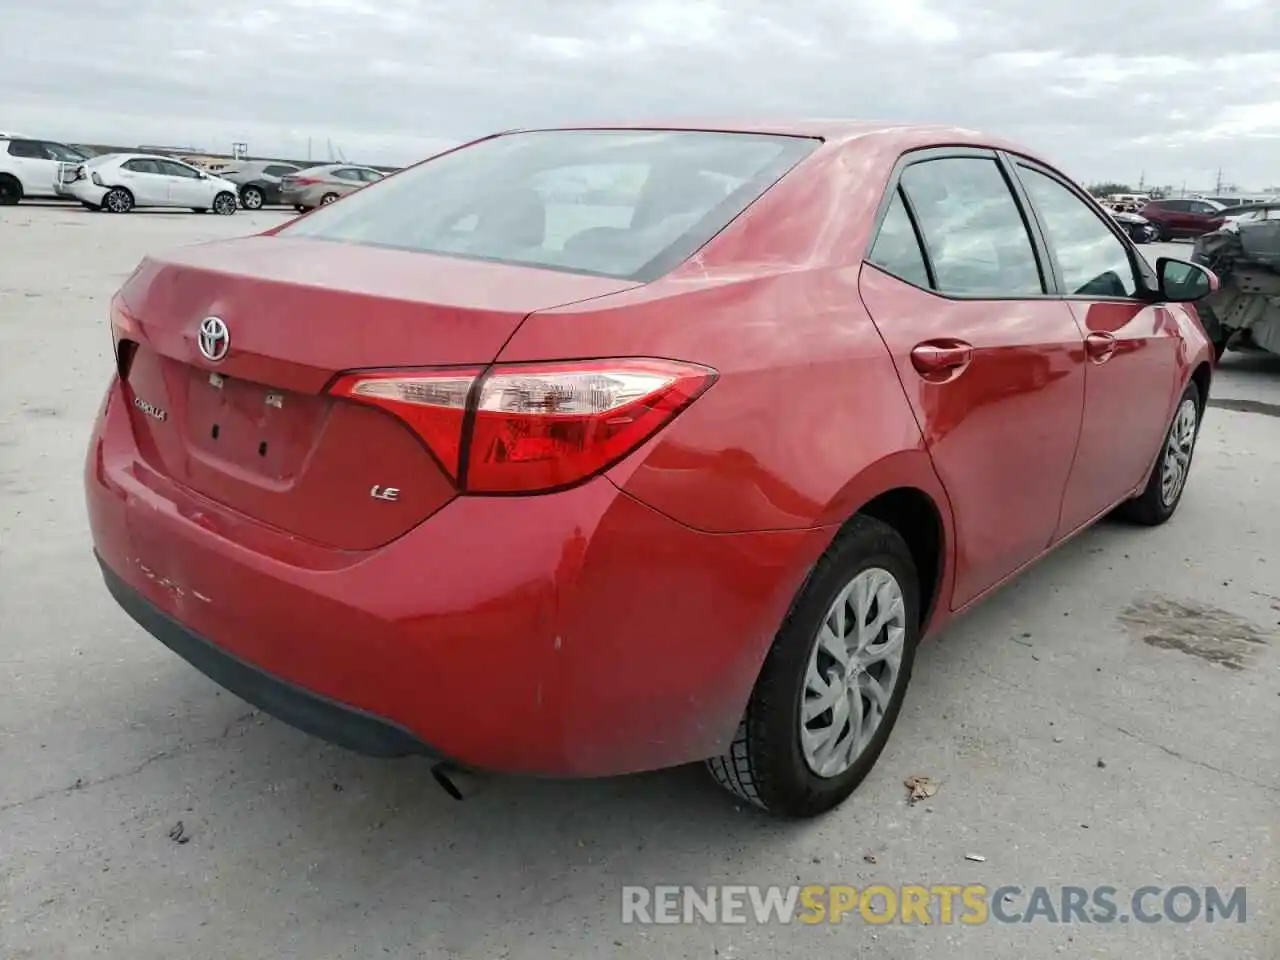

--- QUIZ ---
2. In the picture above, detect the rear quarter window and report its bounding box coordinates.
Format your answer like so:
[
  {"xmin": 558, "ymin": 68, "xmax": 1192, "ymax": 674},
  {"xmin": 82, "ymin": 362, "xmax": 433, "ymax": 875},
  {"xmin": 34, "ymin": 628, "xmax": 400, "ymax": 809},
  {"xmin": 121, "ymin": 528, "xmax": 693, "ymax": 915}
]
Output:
[{"xmin": 277, "ymin": 130, "xmax": 819, "ymax": 281}]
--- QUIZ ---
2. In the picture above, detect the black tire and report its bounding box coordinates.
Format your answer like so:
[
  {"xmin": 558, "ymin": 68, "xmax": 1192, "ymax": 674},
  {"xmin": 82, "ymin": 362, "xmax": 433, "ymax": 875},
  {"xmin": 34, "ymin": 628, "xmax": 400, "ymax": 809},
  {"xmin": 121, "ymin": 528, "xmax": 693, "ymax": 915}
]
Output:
[
  {"xmin": 240, "ymin": 185, "xmax": 264, "ymax": 210},
  {"xmin": 295, "ymin": 204, "xmax": 308, "ymax": 213},
  {"xmin": 1114, "ymin": 380, "xmax": 1202, "ymax": 526},
  {"xmin": 102, "ymin": 187, "xmax": 133, "ymax": 213},
  {"xmin": 706, "ymin": 515, "xmax": 921, "ymax": 819},
  {"xmin": 212, "ymin": 192, "xmax": 237, "ymax": 216},
  {"xmin": 0, "ymin": 174, "xmax": 22, "ymax": 205},
  {"xmin": 1155, "ymin": 224, "xmax": 1171, "ymax": 242},
  {"xmin": 320, "ymin": 192, "xmax": 339, "ymax": 205}
]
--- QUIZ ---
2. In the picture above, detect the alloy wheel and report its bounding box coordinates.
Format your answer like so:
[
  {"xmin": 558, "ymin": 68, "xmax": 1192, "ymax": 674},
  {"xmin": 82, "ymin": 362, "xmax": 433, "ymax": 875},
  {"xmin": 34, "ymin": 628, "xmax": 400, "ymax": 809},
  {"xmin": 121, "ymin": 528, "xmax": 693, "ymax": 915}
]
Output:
[{"xmin": 105, "ymin": 189, "xmax": 132, "ymax": 213}]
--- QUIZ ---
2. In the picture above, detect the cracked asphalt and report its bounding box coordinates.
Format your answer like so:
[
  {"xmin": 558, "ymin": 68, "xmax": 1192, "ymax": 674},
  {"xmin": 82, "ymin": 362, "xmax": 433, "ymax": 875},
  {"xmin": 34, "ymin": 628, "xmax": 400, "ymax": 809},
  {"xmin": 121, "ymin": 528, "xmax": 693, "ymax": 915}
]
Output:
[{"xmin": 1, "ymin": 207, "xmax": 1277, "ymax": 959}]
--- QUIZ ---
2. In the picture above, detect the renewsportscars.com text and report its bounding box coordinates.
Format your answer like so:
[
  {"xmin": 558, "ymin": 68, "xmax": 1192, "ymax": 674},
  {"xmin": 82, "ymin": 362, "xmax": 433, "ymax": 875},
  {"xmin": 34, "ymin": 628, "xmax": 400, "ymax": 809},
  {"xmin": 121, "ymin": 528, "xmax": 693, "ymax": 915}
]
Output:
[{"xmin": 621, "ymin": 884, "xmax": 1247, "ymax": 926}]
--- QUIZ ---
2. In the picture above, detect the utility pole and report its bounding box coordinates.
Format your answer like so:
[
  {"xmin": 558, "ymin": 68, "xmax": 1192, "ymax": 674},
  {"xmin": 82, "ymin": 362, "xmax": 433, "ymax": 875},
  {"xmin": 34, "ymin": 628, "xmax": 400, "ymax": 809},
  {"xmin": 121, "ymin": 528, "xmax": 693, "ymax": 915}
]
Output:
[
  {"xmin": 1215, "ymin": 167, "xmax": 1224, "ymax": 193},
  {"xmin": 1138, "ymin": 170, "xmax": 1146, "ymax": 191}
]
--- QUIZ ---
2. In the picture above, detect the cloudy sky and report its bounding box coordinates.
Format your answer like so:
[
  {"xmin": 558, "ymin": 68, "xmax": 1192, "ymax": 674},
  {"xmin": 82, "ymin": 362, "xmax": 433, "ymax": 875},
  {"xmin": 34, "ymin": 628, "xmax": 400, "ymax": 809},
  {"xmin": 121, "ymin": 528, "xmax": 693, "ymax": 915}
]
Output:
[{"xmin": 3, "ymin": 0, "xmax": 1279, "ymax": 189}]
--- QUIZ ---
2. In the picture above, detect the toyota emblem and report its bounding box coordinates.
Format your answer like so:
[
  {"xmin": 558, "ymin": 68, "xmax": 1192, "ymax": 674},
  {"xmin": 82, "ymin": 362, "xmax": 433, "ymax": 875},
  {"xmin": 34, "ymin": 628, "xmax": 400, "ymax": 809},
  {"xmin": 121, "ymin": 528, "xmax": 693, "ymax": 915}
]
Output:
[{"xmin": 198, "ymin": 316, "xmax": 230, "ymax": 362}]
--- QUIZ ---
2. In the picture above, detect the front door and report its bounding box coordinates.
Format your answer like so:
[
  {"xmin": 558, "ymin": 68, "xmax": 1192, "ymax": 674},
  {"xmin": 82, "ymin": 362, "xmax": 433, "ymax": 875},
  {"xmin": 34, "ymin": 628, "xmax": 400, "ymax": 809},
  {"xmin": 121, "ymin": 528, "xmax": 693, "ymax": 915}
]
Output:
[
  {"xmin": 859, "ymin": 151, "xmax": 1087, "ymax": 608},
  {"xmin": 158, "ymin": 160, "xmax": 210, "ymax": 207},
  {"xmin": 1011, "ymin": 161, "xmax": 1182, "ymax": 537}
]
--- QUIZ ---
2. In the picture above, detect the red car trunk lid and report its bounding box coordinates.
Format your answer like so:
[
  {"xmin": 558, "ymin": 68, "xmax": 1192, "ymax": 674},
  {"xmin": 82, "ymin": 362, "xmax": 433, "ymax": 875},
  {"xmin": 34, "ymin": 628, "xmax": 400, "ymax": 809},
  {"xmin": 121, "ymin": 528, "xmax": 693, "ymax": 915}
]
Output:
[{"xmin": 115, "ymin": 236, "xmax": 639, "ymax": 549}]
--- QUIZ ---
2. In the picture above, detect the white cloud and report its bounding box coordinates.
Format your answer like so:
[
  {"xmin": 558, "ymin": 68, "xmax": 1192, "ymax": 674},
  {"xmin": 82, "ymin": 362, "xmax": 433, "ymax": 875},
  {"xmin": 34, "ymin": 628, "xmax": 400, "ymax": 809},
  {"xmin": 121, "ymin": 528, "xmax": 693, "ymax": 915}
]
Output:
[{"xmin": 2, "ymin": 0, "xmax": 1279, "ymax": 188}]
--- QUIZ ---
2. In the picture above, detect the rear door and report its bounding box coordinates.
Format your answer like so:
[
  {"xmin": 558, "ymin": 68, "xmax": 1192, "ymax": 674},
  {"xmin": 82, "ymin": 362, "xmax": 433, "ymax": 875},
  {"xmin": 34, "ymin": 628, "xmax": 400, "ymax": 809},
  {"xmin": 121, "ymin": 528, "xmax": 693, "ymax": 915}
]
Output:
[
  {"xmin": 1010, "ymin": 159, "xmax": 1182, "ymax": 537},
  {"xmin": 118, "ymin": 158, "xmax": 169, "ymax": 205},
  {"xmin": 330, "ymin": 167, "xmax": 364, "ymax": 196},
  {"xmin": 859, "ymin": 148, "xmax": 1087, "ymax": 608},
  {"xmin": 1164, "ymin": 200, "xmax": 1195, "ymax": 235},
  {"xmin": 5, "ymin": 138, "xmax": 58, "ymax": 196}
]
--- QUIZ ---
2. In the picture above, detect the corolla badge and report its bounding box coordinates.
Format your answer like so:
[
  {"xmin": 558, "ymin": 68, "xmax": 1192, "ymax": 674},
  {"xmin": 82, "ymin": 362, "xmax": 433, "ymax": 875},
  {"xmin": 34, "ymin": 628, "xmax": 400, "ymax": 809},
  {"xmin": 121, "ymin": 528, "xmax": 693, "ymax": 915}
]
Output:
[
  {"xmin": 198, "ymin": 316, "xmax": 230, "ymax": 362},
  {"xmin": 132, "ymin": 395, "xmax": 167, "ymax": 421}
]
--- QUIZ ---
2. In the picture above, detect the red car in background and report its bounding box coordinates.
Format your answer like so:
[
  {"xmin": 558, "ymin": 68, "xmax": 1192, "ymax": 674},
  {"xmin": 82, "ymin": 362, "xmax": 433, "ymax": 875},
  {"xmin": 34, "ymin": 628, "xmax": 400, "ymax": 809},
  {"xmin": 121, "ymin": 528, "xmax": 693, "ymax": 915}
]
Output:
[
  {"xmin": 86, "ymin": 121, "xmax": 1217, "ymax": 819},
  {"xmin": 1140, "ymin": 197, "xmax": 1227, "ymax": 240}
]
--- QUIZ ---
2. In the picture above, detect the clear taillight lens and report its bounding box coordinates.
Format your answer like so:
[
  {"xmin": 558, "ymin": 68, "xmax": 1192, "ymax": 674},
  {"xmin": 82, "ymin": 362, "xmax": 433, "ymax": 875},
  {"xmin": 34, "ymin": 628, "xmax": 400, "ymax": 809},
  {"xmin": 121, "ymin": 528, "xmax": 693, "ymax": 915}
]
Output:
[{"xmin": 329, "ymin": 359, "xmax": 717, "ymax": 493}]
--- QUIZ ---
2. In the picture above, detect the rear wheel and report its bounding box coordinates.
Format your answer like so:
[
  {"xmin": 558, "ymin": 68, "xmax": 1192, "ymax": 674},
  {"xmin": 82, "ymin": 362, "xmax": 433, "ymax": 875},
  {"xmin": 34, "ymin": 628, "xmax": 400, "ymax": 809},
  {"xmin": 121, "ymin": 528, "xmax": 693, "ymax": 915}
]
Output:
[
  {"xmin": 0, "ymin": 174, "xmax": 22, "ymax": 205},
  {"xmin": 706, "ymin": 516, "xmax": 921, "ymax": 818},
  {"xmin": 320, "ymin": 192, "xmax": 339, "ymax": 205},
  {"xmin": 1115, "ymin": 381, "xmax": 1201, "ymax": 526},
  {"xmin": 240, "ymin": 185, "xmax": 264, "ymax": 210},
  {"xmin": 102, "ymin": 187, "xmax": 133, "ymax": 213}
]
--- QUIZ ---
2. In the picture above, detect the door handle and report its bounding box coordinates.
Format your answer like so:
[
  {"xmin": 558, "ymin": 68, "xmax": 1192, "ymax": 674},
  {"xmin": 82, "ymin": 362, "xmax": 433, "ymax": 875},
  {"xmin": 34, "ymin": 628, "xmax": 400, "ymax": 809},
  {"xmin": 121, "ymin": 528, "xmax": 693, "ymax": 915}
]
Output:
[
  {"xmin": 1085, "ymin": 332, "xmax": 1117, "ymax": 362},
  {"xmin": 910, "ymin": 341, "xmax": 973, "ymax": 378}
]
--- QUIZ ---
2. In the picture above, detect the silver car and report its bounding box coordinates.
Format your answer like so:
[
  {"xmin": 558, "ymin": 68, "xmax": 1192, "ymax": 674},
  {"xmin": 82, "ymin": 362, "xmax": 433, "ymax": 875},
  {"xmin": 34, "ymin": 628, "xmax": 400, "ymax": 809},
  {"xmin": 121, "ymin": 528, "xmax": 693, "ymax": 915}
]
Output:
[{"xmin": 279, "ymin": 164, "xmax": 385, "ymax": 211}]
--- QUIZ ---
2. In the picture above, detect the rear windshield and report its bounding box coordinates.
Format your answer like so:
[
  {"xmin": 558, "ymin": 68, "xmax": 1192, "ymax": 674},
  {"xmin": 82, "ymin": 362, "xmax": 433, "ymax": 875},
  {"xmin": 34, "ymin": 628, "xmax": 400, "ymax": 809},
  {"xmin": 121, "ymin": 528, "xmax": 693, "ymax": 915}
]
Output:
[{"xmin": 277, "ymin": 129, "xmax": 819, "ymax": 281}]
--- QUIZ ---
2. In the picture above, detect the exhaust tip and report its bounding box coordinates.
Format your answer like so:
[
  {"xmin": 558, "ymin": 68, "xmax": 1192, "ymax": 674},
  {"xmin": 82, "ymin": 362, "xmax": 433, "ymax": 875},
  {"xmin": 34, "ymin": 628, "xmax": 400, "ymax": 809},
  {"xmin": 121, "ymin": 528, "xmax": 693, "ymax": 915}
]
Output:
[{"xmin": 432, "ymin": 762, "xmax": 482, "ymax": 801}]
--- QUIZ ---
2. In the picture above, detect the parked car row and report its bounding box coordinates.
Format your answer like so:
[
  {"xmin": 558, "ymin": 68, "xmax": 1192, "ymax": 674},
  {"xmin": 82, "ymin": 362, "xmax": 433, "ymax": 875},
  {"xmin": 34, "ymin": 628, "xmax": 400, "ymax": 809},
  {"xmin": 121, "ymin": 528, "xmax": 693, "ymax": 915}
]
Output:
[
  {"xmin": 1, "ymin": 134, "xmax": 389, "ymax": 214},
  {"xmin": 211, "ymin": 161, "xmax": 384, "ymax": 211}
]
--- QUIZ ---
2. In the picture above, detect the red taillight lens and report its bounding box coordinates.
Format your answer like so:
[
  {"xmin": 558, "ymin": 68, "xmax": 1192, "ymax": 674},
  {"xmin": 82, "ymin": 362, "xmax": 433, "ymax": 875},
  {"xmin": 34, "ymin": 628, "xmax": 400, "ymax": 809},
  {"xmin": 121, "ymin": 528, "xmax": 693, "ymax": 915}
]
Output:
[
  {"xmin": 329, "ymin": 359, "xmax": 716, "ymax": 494},
  {"xmin": 292, "ymin": 176, "xmax": 320, "ymax": 186},
  {"xmin": 467, "ymin": 359, "xmax": 715, "ymax": 493}
]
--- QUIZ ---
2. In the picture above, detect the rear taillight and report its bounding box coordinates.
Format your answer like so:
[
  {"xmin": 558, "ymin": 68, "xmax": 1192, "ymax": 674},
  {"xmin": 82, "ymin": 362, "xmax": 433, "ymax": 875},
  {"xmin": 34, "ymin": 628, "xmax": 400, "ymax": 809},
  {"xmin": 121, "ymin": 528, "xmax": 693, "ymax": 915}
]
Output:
[
  {"xmin": 109, "ymin": 295, "xmax": 141, "ymax": 377},
  {"xmin": 329, "ymin": 359, "xmax": 716, "ymax": 493},
  {"xmin": 291, "ymin": 176, "xmax": 320, "ymax": 186}
]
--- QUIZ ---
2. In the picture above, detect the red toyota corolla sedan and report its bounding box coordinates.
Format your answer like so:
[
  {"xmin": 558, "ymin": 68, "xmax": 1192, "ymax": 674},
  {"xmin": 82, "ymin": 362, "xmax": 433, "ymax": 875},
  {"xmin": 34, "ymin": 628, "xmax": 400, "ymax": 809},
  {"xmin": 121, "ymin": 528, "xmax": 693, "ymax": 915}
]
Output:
[{"xmin": 86, "ymin": 121, "xmax": 1217, "ymax": 818}]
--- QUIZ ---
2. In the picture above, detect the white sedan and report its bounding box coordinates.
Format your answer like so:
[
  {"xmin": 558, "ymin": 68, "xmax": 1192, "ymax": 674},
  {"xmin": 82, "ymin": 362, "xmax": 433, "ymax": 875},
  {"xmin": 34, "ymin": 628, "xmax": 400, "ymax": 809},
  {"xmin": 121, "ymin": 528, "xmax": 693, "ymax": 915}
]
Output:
[{"xmin": 64, "ymin": 153, "xmax": 240, "ymax": 214}]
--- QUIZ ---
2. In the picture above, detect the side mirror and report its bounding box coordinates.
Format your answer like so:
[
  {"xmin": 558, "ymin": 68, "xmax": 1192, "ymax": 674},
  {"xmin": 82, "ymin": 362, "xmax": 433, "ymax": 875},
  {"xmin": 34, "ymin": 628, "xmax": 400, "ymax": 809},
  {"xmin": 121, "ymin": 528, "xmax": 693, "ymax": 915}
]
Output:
[{"xmin": 1156, "ymin": 257, "xmax": 1218, "ymax": 302}]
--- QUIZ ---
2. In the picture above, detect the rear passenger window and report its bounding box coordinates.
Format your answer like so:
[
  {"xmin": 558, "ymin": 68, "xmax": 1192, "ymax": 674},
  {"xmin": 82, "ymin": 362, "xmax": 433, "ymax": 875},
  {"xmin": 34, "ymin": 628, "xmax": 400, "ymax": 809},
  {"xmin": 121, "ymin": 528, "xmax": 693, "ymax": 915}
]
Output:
[
  {"xmin": 900, "ymin": 158, "xmax": 1044, "ymax": 297},
  {"xmin": 8, "ymin": 139, "xmax": 44, "ymax": 159},
  {"xmin": 868, "ymin": 191, "xmax": 929, "ymax": 288},
  {"xmin": 1017, "ymin": 166, "xmax": 1138, "ymax": 298}
]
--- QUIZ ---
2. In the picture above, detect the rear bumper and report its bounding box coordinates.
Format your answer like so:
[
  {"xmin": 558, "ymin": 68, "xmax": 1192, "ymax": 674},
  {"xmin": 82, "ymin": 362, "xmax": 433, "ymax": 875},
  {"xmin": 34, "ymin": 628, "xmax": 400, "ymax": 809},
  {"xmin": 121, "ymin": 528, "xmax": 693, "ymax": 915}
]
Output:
[
  {"xmin": 279, "ymin": 186, "xmax": 317, "ymax": 208},
  {"xmin": 68, "ymin": 181, "xmax": 108, "ymax": 205},
  {"xmin": 98, "ymin": 553, "xmax": 438, "ymax": 759},
  {"xmin": 86, "ymin": 375, "xmax": 830, "ymax": 777}
]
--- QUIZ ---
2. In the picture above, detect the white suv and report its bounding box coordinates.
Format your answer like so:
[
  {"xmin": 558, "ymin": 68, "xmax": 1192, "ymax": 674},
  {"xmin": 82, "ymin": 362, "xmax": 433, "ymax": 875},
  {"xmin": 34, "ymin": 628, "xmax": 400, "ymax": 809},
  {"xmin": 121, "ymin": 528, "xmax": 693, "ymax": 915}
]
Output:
[{"xmin": 0, "ymin": 137, "xmax": 91, "ymax": 204}]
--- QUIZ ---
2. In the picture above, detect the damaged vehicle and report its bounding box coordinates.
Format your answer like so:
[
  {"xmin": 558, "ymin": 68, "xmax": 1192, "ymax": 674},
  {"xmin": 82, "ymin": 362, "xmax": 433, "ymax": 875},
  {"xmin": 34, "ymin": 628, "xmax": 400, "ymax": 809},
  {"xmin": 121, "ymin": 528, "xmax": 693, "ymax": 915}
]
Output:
[
  {"xmin": 1191, "ymin": 206, "xmax": 1280, "ymax": 359},
  {"xmin": 1107, "ymin": 208, "xmax": 1159, "ymax": 244}
]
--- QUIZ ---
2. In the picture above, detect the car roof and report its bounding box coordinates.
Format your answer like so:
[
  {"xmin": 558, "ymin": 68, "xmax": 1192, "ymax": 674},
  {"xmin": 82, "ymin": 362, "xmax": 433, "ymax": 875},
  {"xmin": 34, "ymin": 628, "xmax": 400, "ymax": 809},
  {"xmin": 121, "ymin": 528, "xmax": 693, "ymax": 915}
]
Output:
[{"xmin": 504, "ymin": 119, "xmax": 1041, "ymax": 157}]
